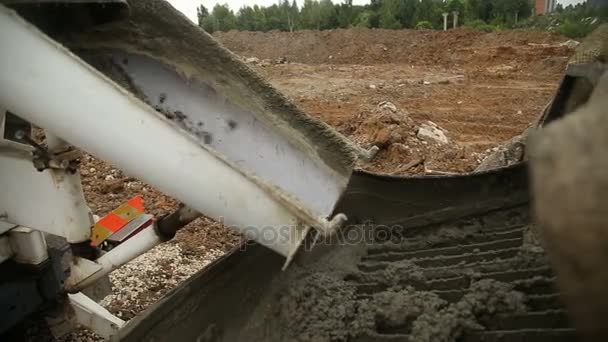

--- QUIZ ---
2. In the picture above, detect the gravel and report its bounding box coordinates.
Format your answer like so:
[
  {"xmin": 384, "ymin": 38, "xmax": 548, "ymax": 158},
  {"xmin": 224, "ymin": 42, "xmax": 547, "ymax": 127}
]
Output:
[{"xmin": 101, "ymin": 242, "xmax": 224, "ymax": 320}]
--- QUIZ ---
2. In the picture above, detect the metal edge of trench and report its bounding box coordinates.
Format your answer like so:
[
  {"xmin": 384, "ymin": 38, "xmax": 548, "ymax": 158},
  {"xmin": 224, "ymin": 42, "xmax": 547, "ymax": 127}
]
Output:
[{"xmin": 334, "ymin": 163, "xmax": 530, "ymax": 228}]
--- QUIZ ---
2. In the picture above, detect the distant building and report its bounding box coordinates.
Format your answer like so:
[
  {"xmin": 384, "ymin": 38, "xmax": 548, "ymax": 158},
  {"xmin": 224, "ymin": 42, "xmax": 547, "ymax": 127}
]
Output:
[{"xmin": 535, "ymin": 0, "xmax": 556, "ymax": 14}]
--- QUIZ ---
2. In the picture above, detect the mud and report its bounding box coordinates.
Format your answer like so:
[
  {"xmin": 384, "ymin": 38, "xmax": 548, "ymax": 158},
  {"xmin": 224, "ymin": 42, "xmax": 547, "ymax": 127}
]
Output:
[
  {"xmin": 266, "ymin": 207, "xmax": 543, "ymax": 342},
  {"xmin": 272, "ymin": 263, "xmax": 451, "ymax": 341},
  {"xmin": 278, "ymin": 274, "xmax": 371, "ymax": 341},
  {"xmin": 409, "ymin": 279, "xmax": 526, "ymax": 342}
]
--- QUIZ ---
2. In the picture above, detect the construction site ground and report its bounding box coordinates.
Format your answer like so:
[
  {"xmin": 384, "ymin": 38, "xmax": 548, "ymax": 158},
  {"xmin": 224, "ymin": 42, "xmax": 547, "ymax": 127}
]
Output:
[{"xmin": 56, "ymin": 27, "xmax": 573, "ymax": 341}]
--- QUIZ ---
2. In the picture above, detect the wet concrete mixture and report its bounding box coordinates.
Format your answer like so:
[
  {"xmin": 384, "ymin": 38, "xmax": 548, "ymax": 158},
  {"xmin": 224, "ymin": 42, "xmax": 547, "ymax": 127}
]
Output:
[{"xmin": 248, "ymin": 205, "xmax": 567, "ymax": 342}]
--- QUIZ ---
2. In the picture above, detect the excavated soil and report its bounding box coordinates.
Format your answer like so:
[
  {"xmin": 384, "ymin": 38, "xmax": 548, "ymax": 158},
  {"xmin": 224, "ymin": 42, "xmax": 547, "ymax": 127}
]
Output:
[{"xmin": 215, "ymin": 28, "xmax": 574, "ymax": 174}]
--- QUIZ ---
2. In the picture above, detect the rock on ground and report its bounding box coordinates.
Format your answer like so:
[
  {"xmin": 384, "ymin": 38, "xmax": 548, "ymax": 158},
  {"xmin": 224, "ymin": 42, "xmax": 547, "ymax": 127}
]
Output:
[
  {"xmin": 475, "ymin": 132, "xmax": 528, "ymax": 172},
  {"xmin": 417, "ymin": 122, "xmax": 449, "ymax": 145}
]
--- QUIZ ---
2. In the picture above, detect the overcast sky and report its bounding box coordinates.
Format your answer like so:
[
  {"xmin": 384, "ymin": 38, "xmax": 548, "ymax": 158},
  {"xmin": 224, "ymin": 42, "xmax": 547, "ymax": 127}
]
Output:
[{"xmin": 168, "ymin": 0, "xmax": 585, "ymax": 23}]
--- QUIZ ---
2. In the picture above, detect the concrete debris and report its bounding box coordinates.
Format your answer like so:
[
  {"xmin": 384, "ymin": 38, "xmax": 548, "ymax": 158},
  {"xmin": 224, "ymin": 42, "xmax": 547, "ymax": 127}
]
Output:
[
  {"xmin": 378, "ymin": 101, "xmax": 397, "ymax": 113},
  {"xmin": 368, "ymin": 84, "xmax": 377, "ymax": 90},
  {"xmin": 425, "ymin": 120, "xmax": 448, "ymax": 133},
  {"xmin": 475, "ymin": 132, "xmax": 528, "ymax": 172},
  {"xmin": 560, "ymin": 39, "xmax": 580, "ymax": 49},
  {"xmin": 245, "ymin": 57, "xmax": 260, "ymax": 64},
  {"xmin": 487, "ymin": 64, "xmax": 516, "ymax": 73},
  {"xmin": 417, "ymin": 122, "xmax": 449, "ymax": 145}
]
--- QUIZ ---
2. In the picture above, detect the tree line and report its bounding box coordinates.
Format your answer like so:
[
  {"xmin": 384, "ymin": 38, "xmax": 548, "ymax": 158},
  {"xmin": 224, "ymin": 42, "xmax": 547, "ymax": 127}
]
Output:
[{"xmin": 197, "ymin": 0, "xmax": 606, "ymax": 35}]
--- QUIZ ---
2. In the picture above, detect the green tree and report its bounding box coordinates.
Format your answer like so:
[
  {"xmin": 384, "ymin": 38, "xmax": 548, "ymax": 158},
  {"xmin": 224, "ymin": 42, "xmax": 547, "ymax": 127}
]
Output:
[
  {"xmin": 491, "ymin": 0, "xmax": 530, "ymax": 26},
  {"xmin": 447, "ymin": 0, "xmax": 465, "ymax": 13},
  {"xmin": 414, "ymin": 0, "xmax": 441, "ymax": 28},
  {"xmin": 264, "ymin": 4, "xmax": 285, "ymax": 30},
  {"xmin": 464, "ymin": 0, "xmax": 482, "ymax": 21},
  {"xmin": 200, "ymin": 14, "xmax": 217, "ymax": 32},
  {"xmin": 478, "ymin": 0, "xmax": 495, "ymax": 22},
  {"xmin": 197, "ymin": 4, "xmax": 209, "ymax": 25},
  {"xmin": 301, "ymin": 0, "xmax": 322, "ymax": 29},
  {"xmin": 251, "ymin": 5, "xmax": 268, "ymax": 31},
  {"xmin": 379, "ymin": 0, "xmax": 401, "ymax": 29},
  {"xmin": 396, "ymin": 0, "xmax": 419, "ymax": 29},
  {"xmin": 319, "ymin": 0, "xmax": 338, "ymax": 29},
  {"xmin": 354, "ymin": 9, "xmax": 374, "ymax": 27},
  {"xmin": 206, "ymin": 4, "xmax": 237, "ymax": 32},
  {"xmin": 290, "ymin": 0, "xmax": 301, "ymax": 30},
  {"xmin": 336, "ymin": 0, "xmax": 356, "ymax": 28},
  {"xmin": 280, "ymin": 0, "xmax": 300, "ymax": 31},
  {"xmin": 237, "ymin": 6, "xmax": 256, "ymax": 31}
]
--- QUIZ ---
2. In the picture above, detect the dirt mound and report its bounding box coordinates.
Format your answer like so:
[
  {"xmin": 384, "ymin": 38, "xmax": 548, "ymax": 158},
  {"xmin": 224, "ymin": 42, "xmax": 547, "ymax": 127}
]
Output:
[
  {"xmin": 346, "ymin": 102, "xmax": 478, "ymax": 174},
  {"xmin": 217, "ymin": 28, "xmax": 574, "ymax": 175},
  {"xmin": 215, "ymin": 27, "xmax": 569, "ymax": 73}
]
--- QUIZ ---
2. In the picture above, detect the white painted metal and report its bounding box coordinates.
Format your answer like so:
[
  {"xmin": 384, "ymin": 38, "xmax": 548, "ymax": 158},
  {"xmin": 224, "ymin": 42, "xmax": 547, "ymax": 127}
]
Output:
[
  {"xmin": 68, "ymin": 292, "xmax": 125, "ymax": 340},
  {"xmin": 112, "ymin": 52, "xmax": 345, "ymax": 216},
  {"xmin": 0, "ymin": 235, "xmax": 14, "ymax": 263},
  {"xmin": 8, "ymin": 226, "xmax": 48, "ymax": 264},
  {"xmin": 66, "ymin": 226, "xmax": 161, "ymax": 292},
  {"xmin": 45, "ymin": 131, "xmax": 70, "ymax": 153},
  {"xmin": 0, "ymin": 152, "xmax": 92, "ymax": 243},
  {"xmin": 1, "ymin": 107, "xmax": 91, "ymax": 243},
  {"xmin": 0, "ymin": 220, "xmax": 16, "ymax": 235},
  {"xmin": 66, "ymin": 256, "xmax": 103, "ymax": 292},
  {"xmin": 0, "ymin": 7, "xmax": 325, "ymax": 259}
]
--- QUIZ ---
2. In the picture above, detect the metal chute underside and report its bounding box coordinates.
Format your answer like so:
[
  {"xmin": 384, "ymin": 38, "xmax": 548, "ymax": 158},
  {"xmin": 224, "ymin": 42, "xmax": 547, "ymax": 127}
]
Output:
[{"xmin": 79, "ymin": 50, "xmax": 348, "ymax": 219}]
